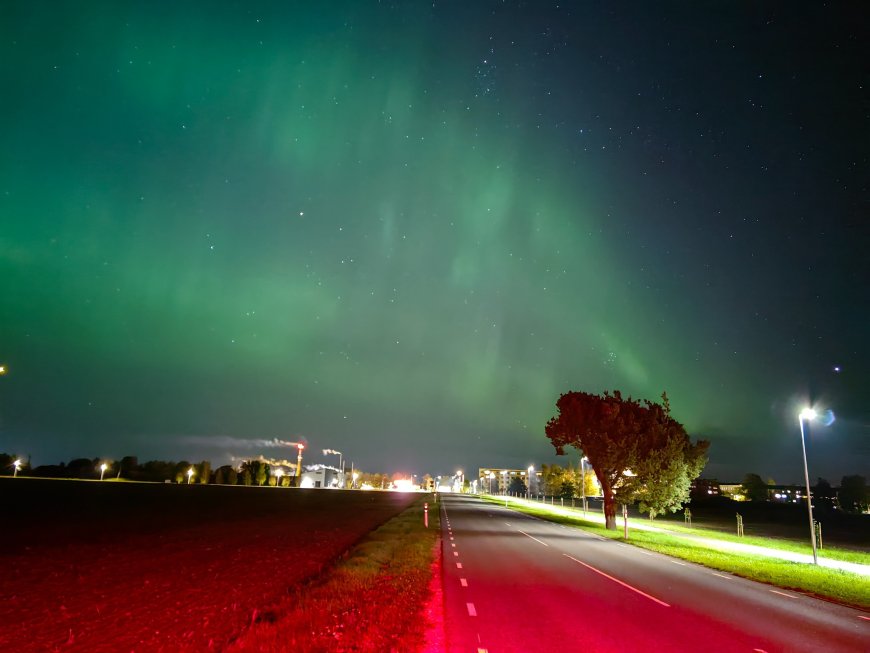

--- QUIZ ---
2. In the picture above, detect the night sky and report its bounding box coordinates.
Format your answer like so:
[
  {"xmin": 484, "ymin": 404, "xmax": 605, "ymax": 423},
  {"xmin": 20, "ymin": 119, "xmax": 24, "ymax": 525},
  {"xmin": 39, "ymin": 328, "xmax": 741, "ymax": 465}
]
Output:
[{"xmin": 1, "ymin": 2, "xmax": 867, "ymax": 483}]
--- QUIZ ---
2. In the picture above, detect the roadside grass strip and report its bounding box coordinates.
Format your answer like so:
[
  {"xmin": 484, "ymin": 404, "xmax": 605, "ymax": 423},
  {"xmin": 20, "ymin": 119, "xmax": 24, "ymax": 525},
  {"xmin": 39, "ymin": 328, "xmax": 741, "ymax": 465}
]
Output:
[
  {"xmin": 227, "ymin": 497, "xmax": 440, "ymax": 652},
  {"xmin": 483, "ymin": 496, "xmax": 870, "ymax": 610}
]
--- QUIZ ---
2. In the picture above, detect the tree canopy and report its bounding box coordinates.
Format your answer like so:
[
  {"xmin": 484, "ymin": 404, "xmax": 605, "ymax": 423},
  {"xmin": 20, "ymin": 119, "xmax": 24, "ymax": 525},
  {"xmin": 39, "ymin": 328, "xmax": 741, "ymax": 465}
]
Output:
[
  {"xmin": 740, "ymin": 473, "xmax": 768, "ymax": 502},
  {"xmin": 545, "ymin": 390, "xmax": 709, "ymax": 529}
]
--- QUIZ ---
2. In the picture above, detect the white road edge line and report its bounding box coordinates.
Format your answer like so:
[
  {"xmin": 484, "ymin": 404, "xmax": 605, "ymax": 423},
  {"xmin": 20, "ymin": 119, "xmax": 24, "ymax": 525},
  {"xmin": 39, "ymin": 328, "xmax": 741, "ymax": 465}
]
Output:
[
  {"xmin": 670, "ymin": 560, "xmax": 687, "ymax": 566},
  {"xmin": 466, "ymin": 602, "xmax": 477, "ymax": 617},
  {"xmin": 564, "ymin": 554, "xmax": 671, "ymax": 607},
  {"xmin": 769, "ymin": 590, "xmax": 798, "ymax": 599},
  {"xmin": 518, "ymin": 530, "xmax": 549, "ymax": 546},
  {"xmin": 711, "ymin": 572, "xmax": 733, "ymax": 580}
]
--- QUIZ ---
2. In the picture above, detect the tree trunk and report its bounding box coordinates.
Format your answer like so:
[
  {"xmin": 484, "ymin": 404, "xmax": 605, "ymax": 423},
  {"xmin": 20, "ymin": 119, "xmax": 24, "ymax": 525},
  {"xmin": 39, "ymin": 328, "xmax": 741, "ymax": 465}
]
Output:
[{"xmin": 600, "ymin": 478, "xmax": 617, "ymax": 529}]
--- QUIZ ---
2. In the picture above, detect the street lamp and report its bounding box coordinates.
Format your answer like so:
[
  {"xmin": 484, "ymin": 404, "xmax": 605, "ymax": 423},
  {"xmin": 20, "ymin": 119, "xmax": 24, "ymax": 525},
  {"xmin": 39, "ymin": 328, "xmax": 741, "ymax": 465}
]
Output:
[
  {"xmin": 186, "ymin": 467, "xmax": 195, "ymax": 484},
  {"xmin": 488, "ymin": 471, "xmax": 495, "ymax": 494},
  {"xmin": 580, "ymin": 457, "xmax": 589, "ymax": 515},
  {"xmin": 13, "ymin": 459, "xmax": 22, "ymax": 477},
  {"xmin": 274, "ymin": 468, "xmax": 284, "ymax": 487},
  {"xmin": 456, "ymin": 469, "xmax": 463, "ymax": 493},
  {"xmin": 527, "ymin": 466, "xmax": 534, "ymax": 498},
  {"xmin": 99, "ymin": 463, "xmax": 108, "ymax": 481},
  {"xmin": 799, "ymin": 407, "xmax": 819, "ymax": 564}
]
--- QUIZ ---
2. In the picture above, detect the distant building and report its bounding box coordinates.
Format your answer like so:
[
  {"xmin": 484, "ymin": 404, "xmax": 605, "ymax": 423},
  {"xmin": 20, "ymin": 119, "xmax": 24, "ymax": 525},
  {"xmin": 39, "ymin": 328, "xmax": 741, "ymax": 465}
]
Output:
[
  {"xmin": 478, "ymin": 467, "xmax": 540, "ymax": 494},
  {"xmin": 718, "ymin": 482, "xmax": 837, "ymax": 509},
  {"xmin": 300, "ymin": 464, "xmax": 343, "ymax": 489},
  {"xmin": 690, "ymin": 478, "xmax": 721, "ymax": 498}
]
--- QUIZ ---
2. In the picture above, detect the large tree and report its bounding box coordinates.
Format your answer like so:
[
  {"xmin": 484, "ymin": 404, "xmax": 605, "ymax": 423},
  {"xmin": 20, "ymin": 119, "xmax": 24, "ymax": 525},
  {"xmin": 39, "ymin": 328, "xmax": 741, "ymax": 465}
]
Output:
[
  {"xmin": 545, "ymin": 390, "xmax": 709, "ymax": 529},
  {"xmin": 740, "ymin": 473, "xmax": 768, "ymax": 502},
  {"xmin": 838, "ymin": 475, "xmax": 868, "ymax": 513}
]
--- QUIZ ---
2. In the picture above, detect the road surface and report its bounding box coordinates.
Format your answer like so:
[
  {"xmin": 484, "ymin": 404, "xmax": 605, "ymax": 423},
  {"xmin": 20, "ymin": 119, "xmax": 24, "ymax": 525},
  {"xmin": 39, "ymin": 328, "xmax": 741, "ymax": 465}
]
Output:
[{"xmin": 440, "ymin": 494, "xmax": 868, "ymax": 652}]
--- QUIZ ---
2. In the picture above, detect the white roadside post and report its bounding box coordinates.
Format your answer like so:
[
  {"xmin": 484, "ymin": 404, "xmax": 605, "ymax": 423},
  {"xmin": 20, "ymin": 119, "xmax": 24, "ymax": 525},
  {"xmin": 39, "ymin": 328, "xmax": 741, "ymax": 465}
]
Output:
[{"xmin": 424, "ymin": 502, "xmax": 429, "ymax": 528}]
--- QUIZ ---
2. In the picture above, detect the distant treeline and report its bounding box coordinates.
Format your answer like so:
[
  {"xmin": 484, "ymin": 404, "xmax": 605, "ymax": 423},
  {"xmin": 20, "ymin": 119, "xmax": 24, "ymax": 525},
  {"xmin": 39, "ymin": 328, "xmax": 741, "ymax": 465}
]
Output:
[
  {"xmin": 0, "ymin": 453, "xmax": 398, "ymax": 489},
  {"xmin": 0, "ymin": 454, "xmax": 268, "ymax": 486}
]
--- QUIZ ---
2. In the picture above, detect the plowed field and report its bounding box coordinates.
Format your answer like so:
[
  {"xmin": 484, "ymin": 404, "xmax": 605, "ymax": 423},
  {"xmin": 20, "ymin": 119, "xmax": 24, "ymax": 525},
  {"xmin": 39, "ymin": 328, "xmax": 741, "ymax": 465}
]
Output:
[{"xmin": 0, "ymin": 478, "xmax": 417, "ymax": 652}]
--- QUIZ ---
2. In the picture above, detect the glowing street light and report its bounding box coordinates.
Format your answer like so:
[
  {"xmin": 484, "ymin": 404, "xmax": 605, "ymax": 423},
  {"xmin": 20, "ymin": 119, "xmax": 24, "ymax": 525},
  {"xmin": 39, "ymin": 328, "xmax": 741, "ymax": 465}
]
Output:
[
  {"xmin": 488, "ymin": 471, "xmax": 495, "ymax": 494},
  {"xmin": 0, "ymin": 364, "xmax": 7, "ymax": 375},
  {"xmin": 799, "ymin": 407, "xmax": 819, "ymax": 564},
  {"xmin": 274, "ymin": 468, "xmax": 284, "ymax": 487},
  {"xmin": 455, "ymin": 469, "xmax": 463, "ymax": 493},
  {"xmin": 352, "ymin": 471, "xmax": 359, "ymax": 489},
  {"xmin": 186, "ymin": 467, "xmax": 195, "ymax": 484},
  {"xmin": 13, "ymin": 459, "xmax": 22, "ymax": 477},
  {"xmin": 99, "ymin": 462, "xmax": 108, "ymax": 481},
  {"xmin": 527, "ymin": 466, "xmax": 534, "ymax": 498}
]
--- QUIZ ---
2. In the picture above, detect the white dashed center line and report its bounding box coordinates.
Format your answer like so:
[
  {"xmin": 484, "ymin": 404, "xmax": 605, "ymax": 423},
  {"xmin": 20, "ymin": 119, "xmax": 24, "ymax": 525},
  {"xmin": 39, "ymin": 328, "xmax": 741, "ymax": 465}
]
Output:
[
  {"xmin": 460, "ymin": 578, "xmax": 468, "ymax": 587},
  {"xmin": 456, "ymin": 562, "xmax": 463, "ymax": 569},
  {"xmin": 517, "ymin": 530, "xmax": 549, "ymax": 546},
  {"xmin": 466, "ymin": 602, "xmax": 477, "ymax": 617}
]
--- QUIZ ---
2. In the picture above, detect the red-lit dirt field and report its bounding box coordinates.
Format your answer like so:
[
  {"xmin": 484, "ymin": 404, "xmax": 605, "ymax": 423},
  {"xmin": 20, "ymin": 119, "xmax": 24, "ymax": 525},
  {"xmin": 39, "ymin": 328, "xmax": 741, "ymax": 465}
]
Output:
[{"xmin": 0, "ymin": 478, "xmax": 417, "ymax": 652}]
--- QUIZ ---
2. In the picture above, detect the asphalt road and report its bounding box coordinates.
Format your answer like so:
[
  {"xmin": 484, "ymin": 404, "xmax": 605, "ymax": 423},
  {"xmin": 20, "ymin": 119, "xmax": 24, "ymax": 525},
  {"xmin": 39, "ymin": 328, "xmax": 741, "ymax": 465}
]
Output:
[{"xmin": 440, "ymin": 494, "xmax": 868, "ymax": 653}]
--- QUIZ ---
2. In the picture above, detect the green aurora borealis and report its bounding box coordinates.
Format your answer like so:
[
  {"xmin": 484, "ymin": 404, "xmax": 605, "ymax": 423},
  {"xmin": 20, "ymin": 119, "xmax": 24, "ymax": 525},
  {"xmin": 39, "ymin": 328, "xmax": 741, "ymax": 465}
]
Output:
[{"xmin": 1, "ymin": 2, "xmax": 866, "ymax": 480}]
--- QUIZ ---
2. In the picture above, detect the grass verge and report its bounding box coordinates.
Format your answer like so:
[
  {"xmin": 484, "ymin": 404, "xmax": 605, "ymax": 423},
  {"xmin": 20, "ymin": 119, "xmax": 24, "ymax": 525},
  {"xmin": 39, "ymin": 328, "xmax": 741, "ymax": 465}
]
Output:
[
  {"xmin": 486, "ymin": 497, "xmax": 870, "ymax": 610},
  {"xmin": 227, "ymin": 496, "xmax": 440, "ymax": 652}
]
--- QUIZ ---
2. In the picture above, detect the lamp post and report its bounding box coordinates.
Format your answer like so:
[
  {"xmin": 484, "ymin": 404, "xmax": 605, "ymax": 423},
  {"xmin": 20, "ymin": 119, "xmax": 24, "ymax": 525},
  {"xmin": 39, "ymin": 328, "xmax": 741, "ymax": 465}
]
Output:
[
  {"xmin": 799, "ymin": 408, "xmax": 819, "ymax": 564},
  {"xmin": 456, "ymin": 469, "xmax": 463, "ymax": 493},
  {"xmin": 99, "ymin": 463, "xmax": 108, "ymax": 481},
  {"xmin": 580, "ymin": 457, "xmax": 589, "ymax": 516},
  {"xmin": 13, "ymin": 459, "xmax": 21, "ymax": 477},
  {"xmin": 527, "ymin": 466, "xmax": 534, "ymax": 498},
  {"xmin": 488, "ymin": 471, "xmax": 495, "ymax": 494},
  {"xmin": 274, "ymin": 468, "xmax": 284, "ymax": 487},
  {"xmin": 186, "ymin": 467, "xmax": 195, "ymax": 484}
]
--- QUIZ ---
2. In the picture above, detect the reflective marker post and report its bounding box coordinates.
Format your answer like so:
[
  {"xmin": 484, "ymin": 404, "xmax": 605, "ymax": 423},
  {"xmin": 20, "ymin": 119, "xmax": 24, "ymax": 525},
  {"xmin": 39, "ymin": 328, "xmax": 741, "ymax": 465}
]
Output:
[{"xmin": 424, "ymin": 502, "xmax": 429, "ymax": 528}]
